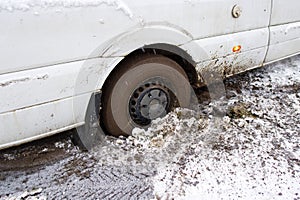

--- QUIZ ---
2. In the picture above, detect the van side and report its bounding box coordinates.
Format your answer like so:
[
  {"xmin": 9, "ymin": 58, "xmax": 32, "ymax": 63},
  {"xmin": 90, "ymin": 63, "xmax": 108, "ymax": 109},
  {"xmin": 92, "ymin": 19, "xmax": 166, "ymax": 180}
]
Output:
[{"xmin": 0, "ymin": 0, "xmax": 299, "ymax": 150}]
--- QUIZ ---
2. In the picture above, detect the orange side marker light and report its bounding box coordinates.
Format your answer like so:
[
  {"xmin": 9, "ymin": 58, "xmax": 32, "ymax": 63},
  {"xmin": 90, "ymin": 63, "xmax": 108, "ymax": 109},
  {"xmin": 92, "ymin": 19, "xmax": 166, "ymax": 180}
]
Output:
[{"xmin": 233, "ymin": 45, "xmax": 242, "ymax": 53}]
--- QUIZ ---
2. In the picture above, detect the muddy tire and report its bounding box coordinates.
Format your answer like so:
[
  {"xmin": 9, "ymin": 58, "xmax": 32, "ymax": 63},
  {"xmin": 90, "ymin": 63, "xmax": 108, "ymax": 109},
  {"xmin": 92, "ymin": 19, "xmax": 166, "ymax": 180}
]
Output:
[{"xmin": 101, "ymin": 55, "xmax": 191, "ymax": 136}]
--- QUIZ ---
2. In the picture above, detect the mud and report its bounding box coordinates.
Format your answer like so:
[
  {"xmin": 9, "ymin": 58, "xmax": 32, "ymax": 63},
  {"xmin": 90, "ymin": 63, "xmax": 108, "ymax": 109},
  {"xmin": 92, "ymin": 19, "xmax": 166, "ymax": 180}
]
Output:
[{"xmin": 0, "ymin": 55, "xmax": 299, "ymax": 199}]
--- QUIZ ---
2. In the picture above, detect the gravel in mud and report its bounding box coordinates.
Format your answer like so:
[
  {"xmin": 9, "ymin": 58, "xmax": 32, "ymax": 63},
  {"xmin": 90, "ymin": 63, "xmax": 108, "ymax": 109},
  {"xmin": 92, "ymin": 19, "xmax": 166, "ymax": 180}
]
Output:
[{"xmin": 0, "ymin": 55, "xmax": 299, "ymax": 200}]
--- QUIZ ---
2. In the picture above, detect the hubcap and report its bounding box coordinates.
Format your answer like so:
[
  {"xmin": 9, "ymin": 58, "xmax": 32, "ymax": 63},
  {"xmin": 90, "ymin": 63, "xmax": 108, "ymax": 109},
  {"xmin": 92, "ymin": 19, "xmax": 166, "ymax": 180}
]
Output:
[{"xmin": 129, "ymin": 82, "xmax": 170, "ymax": 126}]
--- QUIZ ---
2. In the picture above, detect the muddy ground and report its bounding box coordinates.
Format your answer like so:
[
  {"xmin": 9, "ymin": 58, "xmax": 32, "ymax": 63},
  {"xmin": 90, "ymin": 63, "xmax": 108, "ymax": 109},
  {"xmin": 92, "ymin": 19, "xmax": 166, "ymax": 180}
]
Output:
[{"xmin": 0, "ymin": 55, "xmax": 299, "ymax": 200}]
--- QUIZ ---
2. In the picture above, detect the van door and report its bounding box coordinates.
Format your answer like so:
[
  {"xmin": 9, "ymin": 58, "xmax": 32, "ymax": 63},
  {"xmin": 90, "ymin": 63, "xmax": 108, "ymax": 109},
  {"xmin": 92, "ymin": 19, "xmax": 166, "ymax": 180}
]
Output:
[{"xmin": 265, "ymin": 0, "xmax": 300, "ymax": 63}]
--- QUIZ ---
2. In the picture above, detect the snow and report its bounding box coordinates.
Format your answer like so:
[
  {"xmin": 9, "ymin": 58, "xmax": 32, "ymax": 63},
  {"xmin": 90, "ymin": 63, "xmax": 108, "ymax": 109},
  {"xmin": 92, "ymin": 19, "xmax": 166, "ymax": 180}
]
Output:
[
  {"xmin": 151, "ymin": 56, "xmax": 300, "ymax": 199},
  {"xmin": 2, "ymin": 188, "xmax": 45, "ymax": 200},
  {"xmin": 96, "ymin": 55, "xmax": 300, "ymax": 199},
  {"xmin": 0, "ymin": 0, "xmax": 133, "ymax": 18},
  {"xmin": 152, "ymin": 118, "xmax": 300, "ymax": 199},
  {"xmin": 285, "ymin": 21, "xmax": 300, "ymax": 34}
]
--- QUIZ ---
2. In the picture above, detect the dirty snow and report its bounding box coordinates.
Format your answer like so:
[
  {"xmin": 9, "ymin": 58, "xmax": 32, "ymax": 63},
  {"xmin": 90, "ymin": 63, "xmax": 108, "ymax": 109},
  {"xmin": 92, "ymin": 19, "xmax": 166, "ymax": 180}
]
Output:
[
  {"xmin": 285, "ymin": 22, "xmax": 300, "ymax": 34},
  {"xmin": 97, "ymin": 55, "xmax": 300, "ymax": 199},
  {"xmin": 0, "ymin": 0, "xmax": 133, "ymax": 18},
  {"xmin": 151, "ymin": 56, "xmax": 300, "ymax": 199}
]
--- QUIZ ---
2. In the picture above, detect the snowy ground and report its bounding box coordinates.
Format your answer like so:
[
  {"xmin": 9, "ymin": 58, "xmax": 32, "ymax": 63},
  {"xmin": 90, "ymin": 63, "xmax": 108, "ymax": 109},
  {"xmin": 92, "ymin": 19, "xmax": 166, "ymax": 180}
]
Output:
[
  {"xmin": 98, "ymin": 55, "xmax": 300, "ymax": 199},
  {"xmin": 0, "ymin": 55, "xmax": 299, "ymax": 199}
]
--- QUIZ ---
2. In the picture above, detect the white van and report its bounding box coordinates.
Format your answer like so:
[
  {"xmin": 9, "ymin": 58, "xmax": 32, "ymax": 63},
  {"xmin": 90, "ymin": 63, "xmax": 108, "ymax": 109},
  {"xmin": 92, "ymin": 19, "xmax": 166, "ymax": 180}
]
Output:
[{"xmin": 0, "ymin": 0, "xmax": 299, "ymax": 150}]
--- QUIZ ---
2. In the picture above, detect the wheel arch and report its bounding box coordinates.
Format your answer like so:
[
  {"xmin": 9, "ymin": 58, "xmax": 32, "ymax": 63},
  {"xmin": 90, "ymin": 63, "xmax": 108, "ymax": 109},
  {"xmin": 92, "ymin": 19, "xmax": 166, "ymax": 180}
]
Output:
[
  {"xmin": 102, "ymin": 45, "xmax": 200, "ymax": 91},
  {"xmin": 92, "ymin": 24, "xmax": 204, "ymax": 90}
]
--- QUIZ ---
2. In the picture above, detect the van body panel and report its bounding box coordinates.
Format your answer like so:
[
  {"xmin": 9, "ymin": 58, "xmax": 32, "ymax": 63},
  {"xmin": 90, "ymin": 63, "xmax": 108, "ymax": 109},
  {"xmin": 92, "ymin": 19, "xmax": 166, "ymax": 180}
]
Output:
[{"xmin": 0, "ymin": 0, "xmax": 299, "ymax": 149}]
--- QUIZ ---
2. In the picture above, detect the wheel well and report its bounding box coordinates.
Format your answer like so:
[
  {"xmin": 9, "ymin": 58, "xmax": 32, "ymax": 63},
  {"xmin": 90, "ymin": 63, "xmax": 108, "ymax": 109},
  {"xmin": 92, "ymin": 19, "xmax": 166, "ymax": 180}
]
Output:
[
  {"xmin": 144, "ymin": 44, "xmax": 198, "ymax": 86},
  {"xmin": 103, "ymin": 44, "xmax": 199, "ymax": 91}
]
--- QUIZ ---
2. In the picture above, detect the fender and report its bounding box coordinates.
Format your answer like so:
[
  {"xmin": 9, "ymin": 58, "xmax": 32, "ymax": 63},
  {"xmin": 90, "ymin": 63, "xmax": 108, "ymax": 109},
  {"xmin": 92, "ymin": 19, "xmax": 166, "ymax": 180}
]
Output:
[{"xmin": 74, "ymin": 22, "xmax": 204, "ymax": 95}]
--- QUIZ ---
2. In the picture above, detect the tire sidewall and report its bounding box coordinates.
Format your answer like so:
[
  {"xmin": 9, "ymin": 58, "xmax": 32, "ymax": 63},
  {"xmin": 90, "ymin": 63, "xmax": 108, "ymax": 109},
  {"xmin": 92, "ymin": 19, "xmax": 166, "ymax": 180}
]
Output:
[{"xmin": 104, "ymin": 57, "xmax": 191, "ymax": 136}]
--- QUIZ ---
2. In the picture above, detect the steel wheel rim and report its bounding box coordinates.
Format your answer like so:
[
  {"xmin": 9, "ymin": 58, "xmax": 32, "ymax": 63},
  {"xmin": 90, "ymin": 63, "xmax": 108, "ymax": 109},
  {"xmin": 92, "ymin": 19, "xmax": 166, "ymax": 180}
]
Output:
[{"xmin": 129, "ymin": 81, "xmax": 170, "ymax": 126}]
